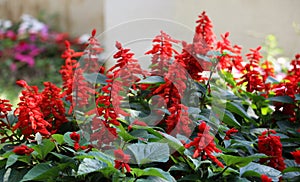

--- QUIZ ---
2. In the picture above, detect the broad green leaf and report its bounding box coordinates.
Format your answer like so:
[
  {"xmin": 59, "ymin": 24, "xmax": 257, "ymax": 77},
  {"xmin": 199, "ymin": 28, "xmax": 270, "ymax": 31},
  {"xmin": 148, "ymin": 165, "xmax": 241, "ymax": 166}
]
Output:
[
  {"xmin": 131, "ymin": 168, "xmax": 166, "ymax": 179},
  {"xmin": 117, "ymin": 124, "xmax": 137, "ymax": 142},
  {"xmin": 222, "ymin": 110, "xmax": 241, "ymax": 128},
  {"xmin": 220, "ymin": 154, "xmax": 267, "ymax": 167},
  {"xmin": 5, "ymin": 154, "xmax": 18, "ymax": 169},
  {"xmin": 283, "ymin": 167, "xmax": 300, "ymax": 173},
  {"xmin": 32, "ymin": 139, "xmax": 55, "ymax": 160},
  {"xmin": 83, "ymin": 73, "xmax": 107, "ymax": 84},
  {"xmin": 21, "ymin": 163, "xmax": 58, "ymax": 182},
  {"xmin": 52, "ymin": 134, "xmax": 64, "ymax": 145},
  {"xmin": 240, "ymin": 162, "xmax": 281, "ymax": 181},
  {"xmin": 267, "ymin": 96, "xmax": 294, "ymax": 104},
  {"xmin": 8, "ymin": 168, "xmax": 28, "ymax": 182},
  {"xmin": 137, "ymin": 76, "xmax": 165, "ymax": 84},
  {"xmin": 126, "ymin": 143, "xmax": 169, "ymax": 165},
  {"xmin": 77, "ymin": 158, "xmax": 108, "ymax": 175},
  {"xmin": 226, "ymin": 102, "xmax": 254, "ymax": 123}
]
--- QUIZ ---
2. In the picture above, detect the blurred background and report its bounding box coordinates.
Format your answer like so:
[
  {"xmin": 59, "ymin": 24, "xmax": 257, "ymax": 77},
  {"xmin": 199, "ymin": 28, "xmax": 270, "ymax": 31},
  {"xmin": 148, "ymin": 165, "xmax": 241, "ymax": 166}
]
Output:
[{"xmin": 0, "ymin": 0, "xmax": 300, "ymax": 104}]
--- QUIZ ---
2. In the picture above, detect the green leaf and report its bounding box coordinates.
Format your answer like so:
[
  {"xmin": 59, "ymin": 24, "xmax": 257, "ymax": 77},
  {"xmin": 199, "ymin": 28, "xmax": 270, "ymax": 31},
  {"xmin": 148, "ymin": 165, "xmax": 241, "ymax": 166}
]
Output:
[
  {"xmin": 117, "ymin": 124, "xmax": 137, "ymax": 142},
  {"xmin": 126, "ymin": 143, "xmax": 169, "ymax": 165},
  {"xmin": 131, "ymin": 168, "xmax": 166, "ymax": 179},
  {"xmin": 240, "ymin": 162, "xmax": 281, "ymax": 181},
  {"xmin": 137, "ymin": 76, "xmax": 165, "ymax": 84},
  {"xmin": 83, "ymin": 73, "xmax": 107, "ymax": 84},
  {"xmin": 222, "ymin": 110, "xmax": 241, "ymax": 128},
  {"xmin": 52, "ymin": 134, "xmax": 64, "ymax": 145},
  {"xmin": 267, "ymin": 96, "xmax": 294, "ymax": 104},
  {"xmin": 5, "ymin": 154, "xmax": 18, "ymax": 169},
  {"xmin": 21, "ymin": 163, "xmax": 58, "ymax": 182},
  {"xmin": 220, "ymin": 154, "xmax": 267, "ymax": 167},
  {"xmin": 8, "ymin": 168, "xmax": 28, "ymax": 182},
  {"xmin": 77, "ymin": 158, "xmax": 108, "ymax": 175},
  {"xmin": 283, "ymin": 167, "xmax": 300, "ymax": 173},
  {"xmin": 32, "ymin": 139, "xmax": 55, "ymax": 160},
  {"xmin": 226, "ymin": 102, "xmax": 254, "ymax": 123}
]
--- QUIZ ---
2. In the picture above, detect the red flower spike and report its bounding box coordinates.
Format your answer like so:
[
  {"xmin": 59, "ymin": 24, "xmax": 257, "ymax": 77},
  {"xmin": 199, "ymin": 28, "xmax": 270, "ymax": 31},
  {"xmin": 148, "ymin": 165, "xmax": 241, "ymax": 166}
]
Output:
[
  {"xmin": 91, "ymin": 29, "xmax": 96, "ymax": 37},
  {"xmin": 0, "ymin": 99, "xmax": 12, "ymax": 119},
  {"xmin": 185, "ymin": 122, "xmax": 224, "ymax": 168},
  {"xmin": 237, "ymin": 46, "xmax": 265, "ymax": 93},
  {"xmin": 291, "ymin": 150, "xmax": 300, "ymax": 164},
  {"xmin": 216, "ymin": 32, "xmax": 244, "ymax": 72},
  {"xmin": 13, "ymin": 81, "xmax": 52, "ymax": 138},
  {"xmin": 258, "ymin": 130, "xmax": 286, "ymax": 171},
  {"xmin": 13, "ymin": 145, "xmax": 34, "ymax": 155},
  {"xmin": 261, "ymin": 174, "xmax": 272, "ymax": 182},
  {"xmin": 114, "ymin": 149, "xmax": 131, "ymax": 173}
]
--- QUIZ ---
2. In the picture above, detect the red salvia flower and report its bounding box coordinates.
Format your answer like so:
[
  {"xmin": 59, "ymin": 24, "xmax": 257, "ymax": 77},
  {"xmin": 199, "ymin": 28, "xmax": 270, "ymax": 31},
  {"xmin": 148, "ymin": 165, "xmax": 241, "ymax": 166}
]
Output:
[
  {"xmin": 82, "ymin": 29, "xmax": 104, "ymax": 73},
  {"xmin": 90, "ymin": 117, "xmax": 117, "ymax": 149},
  {"xmin": 194, "ymin": 11, "xmax": 216, "ymax": 47},
  {"xmin": 185, "ymin": 122, "xmax": 224, "ymax": 168},
  {"xmin": 272, "ymin": 54, "xmax": 300, "ymax": 123},
  {"xmin": 216, "ymin": 32, "xmax": 244, "ymax": 72},
  {"xmin": 40, "ymin": 82, "xmax": 67, "ymax": 133},
  {"xmin": 70, "ymin": 132, "xmax": 81, "ymax": 150},
  {"xmin": 261, "ymin": 174, "xmax": 272, "ymax": 182},
  {"xmin": 0, "ymin": 98, "xmax": 12, "ymax": 119},
  {"xmin": 291, "ymin": 150, "xmax": 300, "ymax": 164},
  {"xmin": 145, "ymin": 31, "xmax": 179, "ymax": 76},
  {"xmin": 237, "ymin": 46, "xmax": 265, "ymax": 93},
  {"xmin": 114, "ymin": 149, "xmax": 131, "ymax": 173},
  {"xmin": 13, "ymin": 145, "xmax": 34, "ymax": 155},
  {"xmin": 258, "ymin": 130, "xmax": 286, "ymax": 171},
  {"xmin": 224, "ymin": 128, "xmax": 238, "ymax": 140},
  {"xmin": 13, "ymin": 80, "xmax": 51, "ymax": 137}
]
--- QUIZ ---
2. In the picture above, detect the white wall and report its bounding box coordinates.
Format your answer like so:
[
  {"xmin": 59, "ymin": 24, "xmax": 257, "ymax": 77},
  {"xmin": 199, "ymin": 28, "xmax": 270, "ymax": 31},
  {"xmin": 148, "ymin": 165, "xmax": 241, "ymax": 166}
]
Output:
[{"xmin": 104, "ymin": 0, "xmax": 300, "ymax": 59}]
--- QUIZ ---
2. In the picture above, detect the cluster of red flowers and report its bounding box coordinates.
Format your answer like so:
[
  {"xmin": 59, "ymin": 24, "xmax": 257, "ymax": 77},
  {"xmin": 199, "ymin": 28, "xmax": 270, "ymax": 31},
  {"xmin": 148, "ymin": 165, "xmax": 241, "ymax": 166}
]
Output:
[
  {"xmin": 291, "ymin": 150, "xmax": 300, "ymax": 164},
  {"xmin": 145, "ymin": 31, "xmax": 179, "ymax": 76},
  {"xmin": 13, "ymin": 145, "xmax": 34, "ymax": 155},
  {"xmin": 258, "ymin": 130, "xmax": 285, "ymax": 171},
  {"xmin": 13, "ymin": 80, "xmax": 67, "ymax": 137},
  {"xmin": 273, "ymin": 54, "xmax": 300, "ymax": 123},
  {"xmin": 237, "ymin": 46, "xmax": 265, "ymax": 93},
  {"xmin": 216, "ymin": 32, "xmax": 244, "ymax": 72},
  {"xmin": 0, "ymin": 98, "xmax": 12, "ymax": 119},
  {"xmin": 59, "ymin": 40, "xmax": 95, "ymax": 114},
  {"xmin": 184, "ymin": 122, "xmax": 224, "ymax": 168},
  {"xmin": 114, "ymin": 149, "xmax": 131, "ymax": 173}
]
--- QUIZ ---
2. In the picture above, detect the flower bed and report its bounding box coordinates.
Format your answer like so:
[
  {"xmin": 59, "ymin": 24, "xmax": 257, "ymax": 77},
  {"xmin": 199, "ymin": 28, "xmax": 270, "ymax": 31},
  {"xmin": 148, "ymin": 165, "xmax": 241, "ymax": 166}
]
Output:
[{"xmin": 0, "ymin": 12, "xmax": 299, "ymax": 182}]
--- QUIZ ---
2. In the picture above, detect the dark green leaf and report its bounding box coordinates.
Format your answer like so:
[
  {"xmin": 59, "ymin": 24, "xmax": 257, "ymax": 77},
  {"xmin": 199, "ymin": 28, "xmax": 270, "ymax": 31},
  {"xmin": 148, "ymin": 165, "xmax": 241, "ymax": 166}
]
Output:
[
  {"xmin": 138, "ymin": 76, "xmax": 165, "ymax": 84},
  {"xmin": 222, "ymin": 110, "xmax": 241, "ymax": 128},
  {"xmin": 126, "ymin": 143, "xmax": 169, "ymax": 165},
  {"xmin": 240, "ymin": 162, "xmax": 281, "ymax": 181},
  {"xmin": 5, "ymin": 154, "xmax": 18, "ymax": 169},
  {"xmin": 226, "ymin": 102, "xmax": 254, "ymax": 123},
  {"xmin": 220, "ymin": 154, "xmax": 267, "ymax": 167},
  {"xmin": 267, "ymin": 96, "xmax": 294, "ymax": 104},
  {"xmin": 77, "ymin": 158, "xmax": 108, "ymax": 175},
  {"xmin": 32, "ymin": 139, "xmax": 55, "ymax": 160},
  {"xmin": 21, "ymin": 163, "xmax": 58, "ymax": 182}
]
